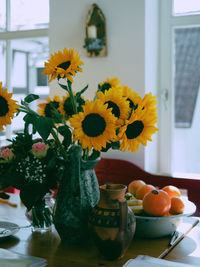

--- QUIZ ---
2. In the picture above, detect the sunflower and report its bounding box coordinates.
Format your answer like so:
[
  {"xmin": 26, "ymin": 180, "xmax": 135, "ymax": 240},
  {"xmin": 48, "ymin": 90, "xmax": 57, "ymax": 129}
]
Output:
[
  {"xmin": 122, "ymin": 86, "xmax": 141, "ymax": 111},
  {"xmin": 140, "ymin": 92, "xmax": 157, "ymax": 114},
  {"xmin": 37, "ymin": 96, "xmax": 61, "ymax": 118},
  {"xmin": 96, "ymin": 87, "xmax": 130, "ymax": 125},
  {"xmin": 42, "ymin": 48, "xmax": 84, "ymax": 83},
  {"xmin": 98, "ymin": 77, "xmax": 122, "ymax": 93},
  {"xmin": 0, "ymin": 82, "xmax": 19, "ymax": 129},
  {"xmin": 58, "ymin": 93, "xmax": 74, "ymax": 118},
  {"xmin": 119, "ymin": 107, "xmax": 158, "ymax": 152},
  {"xmin": 69, "ymin": 100, "xmax": 117, "ymax": 151}
]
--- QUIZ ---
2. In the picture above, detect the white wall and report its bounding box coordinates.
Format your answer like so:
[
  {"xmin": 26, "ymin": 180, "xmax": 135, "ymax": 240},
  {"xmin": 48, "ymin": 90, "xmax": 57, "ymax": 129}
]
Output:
[
  {"xmin": 144, "ymin": 0, "xmax": 159, "ymax": 174},
  {"xmin": 49, "ymin": 0, "xmax": 146, "ymax": 168}
]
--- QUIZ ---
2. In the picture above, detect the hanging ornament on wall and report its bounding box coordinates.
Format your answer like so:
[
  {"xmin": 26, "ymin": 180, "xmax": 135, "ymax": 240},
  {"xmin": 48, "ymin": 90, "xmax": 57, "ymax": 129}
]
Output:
[{"xmin": 83, "ymin": 4, "xmax": 107, "ymax": 57}]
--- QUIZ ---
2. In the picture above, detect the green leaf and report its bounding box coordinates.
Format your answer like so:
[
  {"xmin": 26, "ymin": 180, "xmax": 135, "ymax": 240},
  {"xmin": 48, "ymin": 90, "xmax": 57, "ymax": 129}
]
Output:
[
  {"xmin": 89, "ymin": 150, "xmax": 100, "ymax": 160},
  {"xmin": 23, "ymin": 114, "xmax": 37, "ymax": 135},
  {"xmin": 101, "ymin": 143, "xmax": 112, "ymax": 152},
  {"xmin": 50, "ymin": 109, "xmax": 63, "ymax": 123},
  {"xmin": 11, "ymin": 132, "xmax": 33, "ymax": 157},
  {"xmin": 111, "ymin": 141, "xmax": 120, "ymax": 150},
  {"xmin": 24, "ymin": 94, "xmax": 39, "ymax": 103},
  {"xmin": 101, "ymin": 141, "xmax": 120, "ymax": 152},
  {"xmin": 76, "ymin": 85, "xmax": 88, "ymax": 98},
  {"xmin": 58, "ymin": 83, "xmax": 69, "ymax": 92},
  {"xmin": 76, "ymin": 85, "xmax": 88, "ymax": 112},
  {"xmin": 33, "ymin": 116, "xmax": 54, "ymax": 141},
  {"xmin": 23, "ymin": 113, "xmax": 35, "ymax": 124},
  {"xmin": 57, "ymin": 125, "xmax": 72, "ymax": 148}
]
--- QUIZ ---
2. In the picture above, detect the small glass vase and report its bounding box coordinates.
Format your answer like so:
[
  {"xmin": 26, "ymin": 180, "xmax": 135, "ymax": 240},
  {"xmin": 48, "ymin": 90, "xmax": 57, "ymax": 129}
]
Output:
[{"xmin": 26, "ymin": 195, "xmax": 53, "ymax": 233}]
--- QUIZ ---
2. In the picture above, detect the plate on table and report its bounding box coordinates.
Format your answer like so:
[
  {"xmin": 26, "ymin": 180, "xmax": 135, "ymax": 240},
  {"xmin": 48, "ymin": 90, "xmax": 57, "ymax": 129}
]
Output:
[
  {"xmin": 133, "ymin": 199, "xmax": 196, "ymax": 238},
  {"xmin": 0, "ymin": 221, "xmax": 19, "ymax": 238}
]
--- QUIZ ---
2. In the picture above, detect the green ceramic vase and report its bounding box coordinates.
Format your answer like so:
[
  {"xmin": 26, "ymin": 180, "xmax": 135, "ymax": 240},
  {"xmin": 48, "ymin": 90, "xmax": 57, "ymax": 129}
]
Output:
[{"xmin": 53, "ymin": 145, "xmax": 100, "ymax": 244}]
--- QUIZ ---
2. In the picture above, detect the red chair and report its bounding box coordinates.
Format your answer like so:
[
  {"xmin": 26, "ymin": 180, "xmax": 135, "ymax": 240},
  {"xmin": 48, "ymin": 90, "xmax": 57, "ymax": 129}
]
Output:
[{"xmin": 95, "ymin": 158, "xmax": 200, "ymax": 216}]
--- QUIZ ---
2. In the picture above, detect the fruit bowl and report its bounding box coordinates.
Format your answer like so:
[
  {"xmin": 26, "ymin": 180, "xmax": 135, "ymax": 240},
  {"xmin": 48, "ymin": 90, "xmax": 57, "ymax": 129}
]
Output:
[{"xmin": 134, "ymin": 199, "xmax": 196, "ymax": 238}]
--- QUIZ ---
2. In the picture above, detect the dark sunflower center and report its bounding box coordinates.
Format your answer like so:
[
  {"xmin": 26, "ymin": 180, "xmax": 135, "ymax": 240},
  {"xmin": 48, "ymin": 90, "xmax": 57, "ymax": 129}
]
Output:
[
  {"xmin": 126, "ymin": 120, "xmax": 144, "ymax": 139},
  {"xmin": 101, "ymin": 83, "xmax": 112, "ymax": 93},
  {"xmin": 82, "ymin": 113, "xmax": 106, "ymax": 137},
  {"xmin": 127, "ymin": 98, "xmax": 138, "ymax": 110},
  {"xmin": 105, "ymin": 101, "xmax": 120, "ymax": 118},
  {"xmin": 0, "ymin": 96, "xmax": 9, "ymax": 116},
  {"xmin": 44, "ymin": 101, "xmax": 60, "ymax": 117},
  {"xmin": 57, "ymin": 61, "xmax": 71, "ymax": 70},
  {"xmin": 63, "ymin": 97, "xmax": 74, "ymax": 116}
]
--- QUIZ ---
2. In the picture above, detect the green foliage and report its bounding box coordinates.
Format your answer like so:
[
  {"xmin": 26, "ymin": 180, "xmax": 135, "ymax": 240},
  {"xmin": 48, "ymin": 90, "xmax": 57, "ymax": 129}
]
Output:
[
  {"xmin": 24, "ymin": 94, "xmax": 39, "ymax": 103},
  {"xmin": 11, "ymin": 132, "xmax": 33, "ymax": 158},
  {"xmin": 47, "ymin": 107, "xmax": 63, "ymax": 123},
  {"xmin": 101, "ymin": 141, "xmax": 120, "ymax": 152},
  {"xmin": 20, "ymin": 182, "xmax": 47, "ymax": 211},
  {"xmin": 97, "ymin": 82, "xmax": 111, "ymax": 94},
  {"xmin": 33, "ymin": 116, "xmax": 54, "ymax": 141},
  {"xmin": 57, "ymin": 125, "xmax": 72, "ymax": 149},
  {"xmin": 76, "ymin": 85, "xmax": 88, "ymax": 111},
  {"xmin": 88, "ymin": 150, "xmax": 100, "ymax": 160}
]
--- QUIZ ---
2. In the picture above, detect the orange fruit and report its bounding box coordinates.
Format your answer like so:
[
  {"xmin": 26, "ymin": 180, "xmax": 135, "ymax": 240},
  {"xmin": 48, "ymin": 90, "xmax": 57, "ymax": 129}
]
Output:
[
  {"xmin": 128, "ymin": 179, "xmax": 146, "ymax": 197},
  {"xmin": 162, "ymin": 185, "xmax": 181, "ymax": 199},
  {"xmin": 143, "ymin": 189, "xmax": 171, "ymax": 216},
  {"xmin": 170, "ymin": 197, "xmax": 185, "ymax": 214},
  {"xmin": 135, "ymin": 184, "xmax": 156, "ymax": 200}
]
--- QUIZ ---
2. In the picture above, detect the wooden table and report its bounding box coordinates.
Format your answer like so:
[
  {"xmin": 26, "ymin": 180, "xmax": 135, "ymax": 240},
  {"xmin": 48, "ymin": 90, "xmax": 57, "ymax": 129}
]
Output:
[{"xmin": 0, "ymin": 194, "xmax": 200, "ymax": 267}]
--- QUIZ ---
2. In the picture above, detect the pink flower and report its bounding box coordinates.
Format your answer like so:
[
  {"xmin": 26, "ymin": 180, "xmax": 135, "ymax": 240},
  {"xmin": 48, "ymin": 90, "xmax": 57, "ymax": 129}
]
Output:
[
  {"xmin": 0, "ymin": 147, "xmax": 14, "ymax": 161},
  {"xmin": 31, "ymin": 142, "xmax": 49, "ymax": 158}
]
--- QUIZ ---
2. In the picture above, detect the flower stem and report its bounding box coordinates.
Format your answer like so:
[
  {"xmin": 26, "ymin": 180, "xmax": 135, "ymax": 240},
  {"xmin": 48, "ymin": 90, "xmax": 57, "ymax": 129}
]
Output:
[
  {"xmin": 67, "ymin": 80, "xmax": 78, "ymax": 114},
  {"xmin": 51, "ymin": 128, "xmax": 67, "ymax": 159},
  {"xmin": 83, "ymin": 148, "xmax": 89, "ymax": 160}
]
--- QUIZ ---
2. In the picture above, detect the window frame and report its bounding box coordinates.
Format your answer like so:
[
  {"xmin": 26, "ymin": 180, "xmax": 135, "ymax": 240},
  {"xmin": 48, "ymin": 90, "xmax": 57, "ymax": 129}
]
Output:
[
  {"xmin": 159, "ymin": 0, "xmax": 200, "ymax": 175},
  {"xmin": 0, "ymin": 0, "xmax": 49, "ymax": 144}
]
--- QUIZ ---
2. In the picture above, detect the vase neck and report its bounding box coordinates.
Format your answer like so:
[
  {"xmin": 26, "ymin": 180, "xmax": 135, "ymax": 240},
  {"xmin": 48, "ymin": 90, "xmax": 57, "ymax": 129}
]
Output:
[{"xmin": 98, "ymin": 184, "xmax": 127, "ymax": 209}]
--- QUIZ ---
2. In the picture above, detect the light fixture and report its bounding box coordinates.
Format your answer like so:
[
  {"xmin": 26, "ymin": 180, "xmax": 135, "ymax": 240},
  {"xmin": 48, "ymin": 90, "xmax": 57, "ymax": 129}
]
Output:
[{"xmin": 84, "ymin": 4, "xmax": 107, "ymax": 57}]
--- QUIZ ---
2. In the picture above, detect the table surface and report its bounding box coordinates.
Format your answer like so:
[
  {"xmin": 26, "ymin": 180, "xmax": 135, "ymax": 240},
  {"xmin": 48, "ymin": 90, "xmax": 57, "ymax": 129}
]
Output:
[{"xmin": 0, "ymin": 194, "xmax": 200, "ymax": 267}]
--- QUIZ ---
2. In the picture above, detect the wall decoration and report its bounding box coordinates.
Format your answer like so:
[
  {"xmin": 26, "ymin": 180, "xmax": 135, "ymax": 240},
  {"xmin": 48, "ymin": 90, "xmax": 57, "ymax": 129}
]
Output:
[{"xmin": 84, "ymin": 4, "xmax": 107, "ymax": 57}]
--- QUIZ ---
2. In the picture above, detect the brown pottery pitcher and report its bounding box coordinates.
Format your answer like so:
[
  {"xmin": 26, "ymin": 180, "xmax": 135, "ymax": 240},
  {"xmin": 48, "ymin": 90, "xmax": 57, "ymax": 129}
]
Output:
[{"xmin": 89, "ymin": 184, "xmax": 136, "ymax": 260}]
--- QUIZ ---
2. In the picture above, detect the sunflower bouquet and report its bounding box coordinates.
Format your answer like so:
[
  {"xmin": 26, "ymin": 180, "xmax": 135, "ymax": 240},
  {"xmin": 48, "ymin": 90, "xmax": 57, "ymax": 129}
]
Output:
[{"xmin": 0, "ymin": 47, "xmax": 158, "ymax": 211}]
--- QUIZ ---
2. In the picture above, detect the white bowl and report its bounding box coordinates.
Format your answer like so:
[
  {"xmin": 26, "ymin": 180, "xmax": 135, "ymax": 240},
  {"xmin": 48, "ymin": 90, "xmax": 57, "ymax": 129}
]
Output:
[{"xmin": 134, "ymin": 199, "xmax": 196, "ymax": 238}]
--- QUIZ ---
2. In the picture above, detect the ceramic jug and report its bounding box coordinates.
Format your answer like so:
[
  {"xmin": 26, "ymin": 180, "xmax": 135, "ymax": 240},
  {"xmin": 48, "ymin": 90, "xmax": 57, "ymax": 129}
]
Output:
[{"xmin": 89, "ymin": 184, "xmax": 136, "ymax": 260}]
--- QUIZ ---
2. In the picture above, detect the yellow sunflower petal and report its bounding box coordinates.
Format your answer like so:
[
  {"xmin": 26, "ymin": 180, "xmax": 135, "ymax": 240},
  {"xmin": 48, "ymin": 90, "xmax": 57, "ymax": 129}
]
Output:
[
  {"xmin": 37, "ymin": 95, "xmax": 61, "ymax": 118},
  {"xmin": 0, "ymin": 83, "xmax": 19, "ymax": 127},
  {"xmin": 69, "ymin": 99, "xmax": 117, "ymax": 151},
  {"xmin": 97, "ymin": 87, "xmax": 130, "ymax": 126},
  {"xmin": 119, "ymin": 107, "xmax": 158, "ymax": 152},
  {"xmin": 42, "ymin": 48, "xmax": 84, "ymax": 83}
]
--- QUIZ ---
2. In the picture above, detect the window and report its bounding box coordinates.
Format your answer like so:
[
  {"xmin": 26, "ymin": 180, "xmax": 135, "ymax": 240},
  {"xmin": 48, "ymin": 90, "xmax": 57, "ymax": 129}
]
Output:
[
  {"xmin": 0, "ymin": 0, "xmax": 6, "ymax": 31},
  {"xmin": 0, "ymin": 0, "xmax": 49, "ymax": 146},
  {"xmin": 174, "ymin": 27, "xmax": 200, "ymax": 128},
  {"xmin": 173, "ymin": 0, "xmax": 200, "ymax": 16},
  {"xmin": 160, "ymin": 1, "xmax": 200, "ymax": 177}
]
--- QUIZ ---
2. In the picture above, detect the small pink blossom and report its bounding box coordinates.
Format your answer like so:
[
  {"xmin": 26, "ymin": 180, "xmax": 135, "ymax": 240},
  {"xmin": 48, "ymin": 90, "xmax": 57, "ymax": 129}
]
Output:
[
  {"xmin": 0, "ymin": 147, "xmax": 14, "ymax": 161},
  {"xmin": 31, "ymin": 142, "xmax": 49, "ymax": 158}
]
